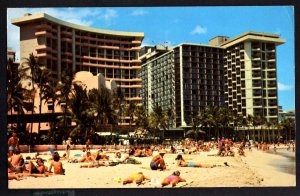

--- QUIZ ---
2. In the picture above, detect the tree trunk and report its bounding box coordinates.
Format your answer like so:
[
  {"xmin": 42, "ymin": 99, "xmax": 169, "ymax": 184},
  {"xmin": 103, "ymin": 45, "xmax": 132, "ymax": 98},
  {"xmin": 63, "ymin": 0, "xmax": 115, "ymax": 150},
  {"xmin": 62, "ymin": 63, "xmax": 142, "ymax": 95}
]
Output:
[
  {"xmin": 30, "ymin": 85, "xmax": 35, "ymax": 153},
  {"xmin": 38, "ymin": 85, "xmax": 42, "ymax": 133}
]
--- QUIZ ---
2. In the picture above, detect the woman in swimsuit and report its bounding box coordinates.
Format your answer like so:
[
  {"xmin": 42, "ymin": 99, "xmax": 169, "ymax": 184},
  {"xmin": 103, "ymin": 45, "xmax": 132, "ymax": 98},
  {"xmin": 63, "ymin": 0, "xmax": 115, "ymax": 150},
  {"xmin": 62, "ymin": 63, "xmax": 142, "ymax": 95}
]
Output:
[
  {"xmin": 161, "ymin": 171, "xmax": 186, "ymax": 187},
  {"xmin": 123, "ymin": 172, "xmax": 150, "ymax": 185},
  {"xmin": 175, "ymin": 155, "xmax": 213, "ymax": 168}
]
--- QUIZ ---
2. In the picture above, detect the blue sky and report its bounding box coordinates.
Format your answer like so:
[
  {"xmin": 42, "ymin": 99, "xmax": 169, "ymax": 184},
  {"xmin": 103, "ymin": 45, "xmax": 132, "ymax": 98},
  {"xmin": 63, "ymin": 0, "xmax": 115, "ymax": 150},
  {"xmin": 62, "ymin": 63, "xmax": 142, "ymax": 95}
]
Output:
[{"xmin": 7, "ymin": 6, "xmax": 295, "ymax": 111}]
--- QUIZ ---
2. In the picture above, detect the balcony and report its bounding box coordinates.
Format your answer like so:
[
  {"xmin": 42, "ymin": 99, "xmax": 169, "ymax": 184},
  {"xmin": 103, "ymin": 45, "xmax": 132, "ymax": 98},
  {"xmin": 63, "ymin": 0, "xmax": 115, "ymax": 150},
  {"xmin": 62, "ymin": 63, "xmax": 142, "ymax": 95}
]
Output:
[
  {"xmin": 35, "ymin": 24, "xmax": 52, "ymax": 31},
  {"xmin": 61, "ymin": 31, "xmax": 73, "ymax": 36},
  {"xmin": 132, "ymin": 40, "xmax": 142, "ymax": 44},
  {"xmin": 267, "ymin": 72, "xmax": 276, "ymax": 78}
]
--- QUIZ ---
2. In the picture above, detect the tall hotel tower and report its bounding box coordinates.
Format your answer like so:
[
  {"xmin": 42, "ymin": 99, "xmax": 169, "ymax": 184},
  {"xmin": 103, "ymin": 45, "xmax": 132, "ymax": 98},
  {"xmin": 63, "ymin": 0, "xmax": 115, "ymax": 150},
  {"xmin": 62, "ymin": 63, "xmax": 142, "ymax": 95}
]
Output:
[
  {"xmin": 12, "ymin": 13, "xmax": 144, "ymax": 125},
  {"xmin": 139, "ymin": 44, "xmax": 225, "ymax": 128},
  {"xmin": 213, "ymin": 32, "xmax": 285, "ymax": 122},
  {"xmin": 140, "ymin": 32, "xmax": 285, "ymax": 130}
]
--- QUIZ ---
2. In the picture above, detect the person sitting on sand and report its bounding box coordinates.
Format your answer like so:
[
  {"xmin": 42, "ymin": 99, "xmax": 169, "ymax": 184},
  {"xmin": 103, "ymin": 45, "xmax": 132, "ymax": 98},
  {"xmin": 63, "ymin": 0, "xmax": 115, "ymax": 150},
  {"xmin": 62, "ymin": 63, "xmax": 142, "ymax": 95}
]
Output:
[
  {"xmin": 171, "ymin": 146, "xmax": 176, "ymax": 154},
  {"xmin": 238, "ymin": 145, "xmax": 245, "ymax": 156},
  {"xmin": 9, "ymin": 150, "xmax": 25, "ymax": 173},
  {"xmin": 123, "ymin": 172, "xmax": 150, "ymax": 185},
  {"xmin": 94, "ymin": 150, "xmax": 109, "ymax": 161},
  {"xmin": 161, "ymin": 171, "xmax": 186, "ymax": 187},
  {"xmin": 28, "ymin": 158, "xmax": 46, "ymax": 174},
  {"xmin": 175, "ymin": 154, "xmax": 214, "ymax": 168},
  {"xmin": 150, "ymin": 150, "xmax": 166, "ymax": 170},
  {"xmin": 144, "ymin": 146, "xmax": 153, "ymax": 157},
  {"xmin": 48, "ymin": 153, "xmax": 65, "ymax": 175},
  {"xmin": 226, "ymin": 145, "xmax": 235, "ymax": 157},
  {"xmin": 128, "ymin": 146, "xmax": 136, "ymax": 156},
  {"xmin": 133, "ymin": 147, "xmax": 145, "ymax": 157}
]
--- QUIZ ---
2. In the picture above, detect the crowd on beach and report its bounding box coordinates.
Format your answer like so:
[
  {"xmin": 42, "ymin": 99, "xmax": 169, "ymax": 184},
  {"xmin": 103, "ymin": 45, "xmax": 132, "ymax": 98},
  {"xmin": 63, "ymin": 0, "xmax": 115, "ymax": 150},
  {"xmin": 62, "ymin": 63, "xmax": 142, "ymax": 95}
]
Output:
[{"xmin": 7, "ymin": 132, "xmax": 295, "ymax": 187}]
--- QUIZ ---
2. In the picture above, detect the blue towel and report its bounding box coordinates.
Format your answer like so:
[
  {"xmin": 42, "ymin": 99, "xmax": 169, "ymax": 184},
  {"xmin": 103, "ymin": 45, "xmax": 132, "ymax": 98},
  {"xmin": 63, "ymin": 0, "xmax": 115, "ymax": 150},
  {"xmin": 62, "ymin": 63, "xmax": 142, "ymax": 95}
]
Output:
[{"xmin": 48, "ymin": 146, "xmax": 55, "ymax": 154}]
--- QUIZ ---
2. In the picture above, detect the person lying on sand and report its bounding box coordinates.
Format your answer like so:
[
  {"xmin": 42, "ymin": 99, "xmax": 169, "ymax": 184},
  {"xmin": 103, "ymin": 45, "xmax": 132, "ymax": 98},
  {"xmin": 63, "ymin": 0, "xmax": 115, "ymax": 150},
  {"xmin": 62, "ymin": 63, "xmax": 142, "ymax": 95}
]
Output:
[
  {"xmin": 48, "ymin": 153, "xmax": 65, "ymax": 175},
  {"xmin": 80, "ymin": 161, "xmax": 118, "ymax": 168},
  {"xmin": 112, "ymin": 152, "xmax": 129, "ymax": 163},
  {"xmin": 150, "ymin": 150, "xmax": 166, "ymax": 171},
  {"xmin": 161, "ymin": 171, "xmax": 186, "ymax": 187},
  {"xmin": 123, "ymin": 172, "xmax": 150, "ymax": 185},
  {"xmin": 175, "ymin": 155, "xmax": 215, "ymax": 168},
  {"xmin": 79, "ymin": 151, "xmax": 96, "ymax": 163},
  {"xmin": 94, "ymin": 150, "xmax": 109, "ymax": 161},
  {"xmin": 8, "ymin": 173, "xmax": 25, "ymax": 180}
]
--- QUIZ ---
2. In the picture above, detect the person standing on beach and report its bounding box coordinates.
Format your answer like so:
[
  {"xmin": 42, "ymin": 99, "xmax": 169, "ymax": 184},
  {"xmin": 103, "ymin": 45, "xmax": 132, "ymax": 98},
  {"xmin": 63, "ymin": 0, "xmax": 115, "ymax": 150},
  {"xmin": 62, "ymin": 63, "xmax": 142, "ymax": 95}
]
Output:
[
  {"xmin": 8, "ymin": 132, "xmax": 20, "ymax": 157},
  {"xmin": 66, "ymin": 137, "xmax": 72, "ymax": 159},
  {"xmin": 86, "ymin": 138, "xmax": 91, "ymax": 151}
]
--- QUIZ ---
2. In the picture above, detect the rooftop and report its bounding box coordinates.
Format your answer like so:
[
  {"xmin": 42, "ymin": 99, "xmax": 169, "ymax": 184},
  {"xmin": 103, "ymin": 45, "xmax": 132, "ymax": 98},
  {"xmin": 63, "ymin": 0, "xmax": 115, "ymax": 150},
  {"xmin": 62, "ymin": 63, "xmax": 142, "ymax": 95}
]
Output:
[{"xmin": 12, "ymin": 13, "xmax": 144, "ymax": 39}]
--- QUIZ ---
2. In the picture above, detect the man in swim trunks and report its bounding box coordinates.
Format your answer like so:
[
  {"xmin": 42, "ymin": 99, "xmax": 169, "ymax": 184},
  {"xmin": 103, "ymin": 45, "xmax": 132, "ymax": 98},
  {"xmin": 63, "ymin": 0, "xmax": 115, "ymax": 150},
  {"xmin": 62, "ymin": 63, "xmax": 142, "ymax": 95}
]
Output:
[
  {"xmin": 150, "ymin": 150, "xmax": 166, "ymax": 170},
  {"xmin": 28, "ymin": 158, "xmax": 46, "ymax": 174},
  {"xmin": 161, "ymin": 171, "xmax": 186, "ymax": 187},
  {"xmin": 8, "ymin": 132, "xmax": 20, "ymax": 157}
]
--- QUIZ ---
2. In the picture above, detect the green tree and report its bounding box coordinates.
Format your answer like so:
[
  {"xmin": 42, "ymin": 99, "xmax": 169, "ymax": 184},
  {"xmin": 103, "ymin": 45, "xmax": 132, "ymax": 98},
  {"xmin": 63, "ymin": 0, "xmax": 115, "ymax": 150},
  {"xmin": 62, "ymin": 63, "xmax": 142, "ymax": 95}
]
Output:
[{"xmin": 21, "ymin": 53, "xmax": 41, "ymax": 149}]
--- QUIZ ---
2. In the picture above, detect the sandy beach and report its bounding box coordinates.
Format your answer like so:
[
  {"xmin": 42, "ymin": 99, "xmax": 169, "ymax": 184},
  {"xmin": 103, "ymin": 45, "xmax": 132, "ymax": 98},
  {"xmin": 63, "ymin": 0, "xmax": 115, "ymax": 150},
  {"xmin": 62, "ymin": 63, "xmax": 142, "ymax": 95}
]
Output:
[{"xmin": 8, "ymin": 148, "xmax": 296, "ymax": 189}]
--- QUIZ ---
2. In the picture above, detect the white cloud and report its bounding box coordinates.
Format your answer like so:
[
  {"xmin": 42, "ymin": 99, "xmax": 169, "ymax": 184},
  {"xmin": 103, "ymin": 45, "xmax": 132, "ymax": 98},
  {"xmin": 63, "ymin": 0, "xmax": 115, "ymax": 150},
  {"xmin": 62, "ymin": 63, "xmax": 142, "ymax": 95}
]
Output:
[
  {"xmin": 191, "ymin": 25, "xmax": 207, "ymax": 35},
  {"xmin": 274, "ymin": 28, "xmax": 281, "ymax": 35},
  {"xmin": 278, "ymin": 82, "xmax": 293, "ymax": 91},
  {"xmin": 141, "ymin": 38, "xmax": 154, "ymax": 47},
  {"xmin": 7, "ymin": 8, "xmax": 103, "ymax": 61},
  {"xmin": 101, "ymin": 9, "xmax": 118, "ymax": 21},
  {"xmin": 131, "ymin": 10, "xmax": 148, "ymax": 16}
]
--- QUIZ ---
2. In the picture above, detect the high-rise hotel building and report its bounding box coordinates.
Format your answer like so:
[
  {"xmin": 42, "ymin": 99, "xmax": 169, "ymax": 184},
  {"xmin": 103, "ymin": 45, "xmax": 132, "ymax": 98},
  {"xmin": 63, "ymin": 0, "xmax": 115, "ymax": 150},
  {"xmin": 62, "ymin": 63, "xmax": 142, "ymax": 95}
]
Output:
[
  {"xmin": 140, "ymin": 32, "xmax": 285, "ymax": 129},
  {"xmin": 216, "ymin": 32, "xmax": 285, "ymax": 122},
  {"xmin": 12, "ymin": 13, "xmax": 144, "ymax": 125},
  {"xmin": 139, "ymin": 44, "xmax": 225, "ymax": 127}
]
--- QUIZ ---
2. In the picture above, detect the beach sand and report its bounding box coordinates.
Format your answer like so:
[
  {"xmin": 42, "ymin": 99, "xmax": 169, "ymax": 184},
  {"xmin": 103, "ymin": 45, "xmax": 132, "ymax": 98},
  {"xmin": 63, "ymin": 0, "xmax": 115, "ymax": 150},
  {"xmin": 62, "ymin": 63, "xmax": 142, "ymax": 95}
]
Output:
[{"xmin": 8, "ymin": 148, "xmax": 295, "ymax": 188}]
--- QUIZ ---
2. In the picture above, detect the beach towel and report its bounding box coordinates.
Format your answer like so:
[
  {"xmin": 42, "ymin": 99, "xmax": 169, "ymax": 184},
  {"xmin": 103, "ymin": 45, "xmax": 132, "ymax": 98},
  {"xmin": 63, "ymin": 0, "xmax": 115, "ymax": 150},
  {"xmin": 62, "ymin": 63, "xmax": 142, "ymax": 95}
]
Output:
[
  {"xmin": 177, "ymin": 180, "xmax": 193, "ymax": 187},
  {"xmin": 48, "ymin": 146, "xmax": 55, "ymax": 155}
]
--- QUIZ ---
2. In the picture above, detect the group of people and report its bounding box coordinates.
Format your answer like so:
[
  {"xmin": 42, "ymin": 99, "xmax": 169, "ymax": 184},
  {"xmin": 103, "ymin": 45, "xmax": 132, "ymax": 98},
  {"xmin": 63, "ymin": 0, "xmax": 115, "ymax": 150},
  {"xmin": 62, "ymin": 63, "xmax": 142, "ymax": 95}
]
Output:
[
  {"xmin": 8, "ymin": 132, "xmax": 261, "ymax": 187},
  {"xmin": 8, "ymin": 132, "xmax": 66, "ymax": 181}
]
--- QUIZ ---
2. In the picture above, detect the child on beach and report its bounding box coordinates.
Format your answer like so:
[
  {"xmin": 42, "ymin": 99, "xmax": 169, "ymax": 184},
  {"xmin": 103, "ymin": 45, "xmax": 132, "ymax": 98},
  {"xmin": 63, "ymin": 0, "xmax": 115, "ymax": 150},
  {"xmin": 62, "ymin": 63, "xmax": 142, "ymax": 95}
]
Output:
[
  {"xmin": 123, "ymin": 172, "xmax": 150, "ymax": 185},
  {"xmin": 161, "ymin": 171, "xmax": 186, "ymax": 187},
  {"xmin": 48, "ymin": 153, "xmax": 65, "ymax": 175}
]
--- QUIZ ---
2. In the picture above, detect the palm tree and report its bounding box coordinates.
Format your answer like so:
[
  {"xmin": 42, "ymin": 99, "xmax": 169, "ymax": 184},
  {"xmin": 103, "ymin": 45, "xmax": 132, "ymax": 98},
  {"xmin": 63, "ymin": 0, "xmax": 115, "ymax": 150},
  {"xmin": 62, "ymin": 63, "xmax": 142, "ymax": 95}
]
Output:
[
  {"xmin": 246, "ymin": 115, "xmax": 253, "ymax": 141},
  {"xmin": 36, "ymin": 67, "xmax": 56, "ymax": 132},
  {"xmin": 21, "ymin": 53, "xmax": 41, "ymax": 149},
  {"xmin": 149, "ymin": 104, "xmax": 168, "ymax": 142},
  {"xmin": 134, "ymin": 105, "xmax": 149, "ymax": 130},
  {"xmin": 251, "ymin": 115, "xmax": 261, "ymax": 142},
  {"xmin": 186, "ymin": 113, "xmax": 202, "ymax": 140},
  {"xmin": 57, "ymin": 69, "xmax": 75, "ymax": 138},
  {"xmin": 69, "ymin": 83, "xmax": 90, "ymax": 139},
  {"xmin": 281, "ymin": 118, "xmax": 295, "ymax": 142},
  {"xmin": 204, "ymin": 105, "xmax": 218, "ymax": 141},
  {"xmin": 265, "ymin": 120, "xmax": 272, "ymax": 143},
  {"xmin": 125, "ymin": 100, "xmax": 137, "ymax": 130}
]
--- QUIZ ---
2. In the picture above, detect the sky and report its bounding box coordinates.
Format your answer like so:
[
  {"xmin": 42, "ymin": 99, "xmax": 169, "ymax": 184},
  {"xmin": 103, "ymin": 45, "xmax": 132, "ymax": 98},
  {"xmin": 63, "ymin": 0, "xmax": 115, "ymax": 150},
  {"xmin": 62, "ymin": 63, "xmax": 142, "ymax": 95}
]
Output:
[{"xmin": 7, "ymin": 6, "xmax": 295, "ymax": 111}]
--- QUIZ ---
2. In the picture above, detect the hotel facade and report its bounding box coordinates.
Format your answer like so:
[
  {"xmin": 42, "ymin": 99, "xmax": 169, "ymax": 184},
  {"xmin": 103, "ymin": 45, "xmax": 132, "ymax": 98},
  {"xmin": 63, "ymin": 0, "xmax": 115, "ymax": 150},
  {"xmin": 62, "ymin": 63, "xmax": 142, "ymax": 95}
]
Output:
[
  {"xmin": 139, "ymin": 32, "xmax": 285, "ymax": 140},
  {"xmin": 12, "ymin": 13, "xmax": 144, "ymax": 127}
]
